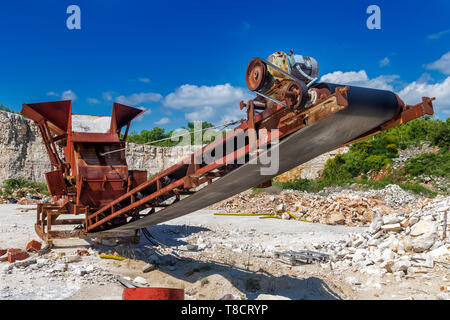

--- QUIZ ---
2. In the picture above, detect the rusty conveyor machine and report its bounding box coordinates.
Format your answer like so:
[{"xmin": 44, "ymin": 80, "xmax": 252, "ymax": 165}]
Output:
[{"xmin": 21, "ymin": 50, "xmax": 435, "ymax": 242}]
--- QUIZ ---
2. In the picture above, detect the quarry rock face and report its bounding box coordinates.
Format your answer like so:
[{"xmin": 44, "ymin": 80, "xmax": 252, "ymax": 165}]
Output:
[
  {"xmin": 0, "ymin": 111, "xmax": 201, "ymax": 183},
  {"xmin": 0, "ymin": 111, "xmax": 50, "ymax": 183}
]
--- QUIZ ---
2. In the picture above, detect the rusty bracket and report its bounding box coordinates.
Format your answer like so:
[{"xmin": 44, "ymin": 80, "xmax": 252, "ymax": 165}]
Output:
[{"xmin": 335, "ymin": 86, "xmax": 349, "ymax": 107}]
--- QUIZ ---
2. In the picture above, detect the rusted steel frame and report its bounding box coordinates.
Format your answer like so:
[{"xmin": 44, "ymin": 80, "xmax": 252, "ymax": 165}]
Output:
[
  {"xmin": 71, "ymin": 132, "xmax": 120, "ymax": 143},
  {"xmin": 43, "ymin": 121, "xmax": 63, "ymax": 169},
  {"xmin": 87, "ymin": 179, "xmax": 185, "ymax": 230},
  {"xmin": 86, "ymin": 161, "xmax": 187, "ymax": 219},
  {"xmin": 52, "ymin": 133, "xmax": 67, "ymax": 143},
  {"xmin": 37, "ymin": 122, "xmax": 60, "ymax": 168},
  {"xmin": 122, "ymin": 121, "xmax": 131, "ymax": 141},
  {"xmin": 86, "ymin": 115, "xmax": 261, "ymax": 220},
  {"xmin": 87, "ymin": 130, "xmax": 277, "ymax": 231},
  {"xmin": 86, "ymin": 93, "xmax": 340, "ymax": 229},
  {"xmin": 87, "ymin": 89, "xmax": 348, "ymax": 231}
]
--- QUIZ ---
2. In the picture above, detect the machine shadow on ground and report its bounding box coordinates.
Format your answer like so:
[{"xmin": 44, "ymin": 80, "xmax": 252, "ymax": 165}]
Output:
[{"xmin": 108, "ymin": 223, "xmax": 344, "ymax": 300}]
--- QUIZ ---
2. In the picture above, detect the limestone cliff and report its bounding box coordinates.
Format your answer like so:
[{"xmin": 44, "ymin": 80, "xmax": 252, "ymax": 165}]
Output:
[{"xmin": 0, "ymin": 111, "xmax": 201, "ymax": 182}]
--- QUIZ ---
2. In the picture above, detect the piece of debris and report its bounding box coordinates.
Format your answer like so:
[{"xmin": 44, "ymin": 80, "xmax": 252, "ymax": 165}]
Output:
[
  {"xmin": 100, "ymin": 254, "xmax": 126, "ymax": 261},
  {"xmin": 142, "ymin": 263, "xmax": 156, "ymax": 273},
  {"xmin": 26, "ymin": 240, "xmax": 42, "ymax": 252},
  {"xmin": 133, "ymin": 276, "xmax": 148, "ymax": 285}
]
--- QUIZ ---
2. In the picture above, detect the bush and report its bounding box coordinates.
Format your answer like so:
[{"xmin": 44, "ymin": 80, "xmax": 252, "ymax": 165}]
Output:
[
  {"xmin": 321, "ymin": 116, "xmax": 449, "ymax": 182},
  {"xmin": 403, "ymin": 149, "xmax": 450, "ymax": 178},
  {"xmin": 1, "ymin": 178, "xmax": 49, "ymax": 196}
]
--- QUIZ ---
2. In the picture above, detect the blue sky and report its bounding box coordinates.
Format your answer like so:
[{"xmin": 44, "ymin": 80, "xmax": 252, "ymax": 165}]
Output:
[{"xmin": 0, "ymin": 0, "xmax": 449, "ymax": 133}]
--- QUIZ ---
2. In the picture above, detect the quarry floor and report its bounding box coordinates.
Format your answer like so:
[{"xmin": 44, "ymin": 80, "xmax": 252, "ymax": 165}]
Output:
[{"xmin": 0, "ymin": 204, "xmax": 448, "ymax": 300}]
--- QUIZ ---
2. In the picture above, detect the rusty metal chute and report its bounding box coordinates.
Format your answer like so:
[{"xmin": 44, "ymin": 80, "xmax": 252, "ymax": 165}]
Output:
[{"xmin": 21, "ymin": 50, "xmax": 435, "ymax": 242}]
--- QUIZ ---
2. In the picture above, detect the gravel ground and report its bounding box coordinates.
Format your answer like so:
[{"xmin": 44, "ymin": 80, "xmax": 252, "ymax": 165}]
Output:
[{"xmin": 0, "ymin": 201, "xmax": 449, "ymax": 300}]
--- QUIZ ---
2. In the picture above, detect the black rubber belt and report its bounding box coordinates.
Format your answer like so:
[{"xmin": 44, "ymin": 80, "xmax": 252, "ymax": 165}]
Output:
[{"xmin": 110, "ymin": 83, "xmax": 399, "ymax": 231}]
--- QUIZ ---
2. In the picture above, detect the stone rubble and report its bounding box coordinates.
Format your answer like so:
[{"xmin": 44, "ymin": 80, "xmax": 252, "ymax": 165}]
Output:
[
  {"xmin": 316, "ymin": 196, "xmax": 449, "ymax": 280},
  {"xmin": 210, "ymin": 184, "xmax": 425, "ymax": 226},
  {"xmin": 0, "ymin": 246, "xmax": 120, "ymax": 299}
]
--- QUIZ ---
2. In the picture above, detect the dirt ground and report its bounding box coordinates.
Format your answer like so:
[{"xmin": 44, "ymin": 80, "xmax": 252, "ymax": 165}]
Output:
[{"xmin": 0, "ymin": 204, "xmax": 448, "ymax": 300}]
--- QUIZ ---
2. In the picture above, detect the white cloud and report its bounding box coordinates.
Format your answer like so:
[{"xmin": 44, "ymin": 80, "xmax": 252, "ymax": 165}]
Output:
[
  {"xmin": 320, "ymin": 69, "xmax": 450, "ymax": 116},
  {"xmin": 138, "ymin": 77, "xmax": 150, "ymax": 83},
  {"xmin": 134, "ymin": 108, "xmax": 152, "ymax": 122},
  {"xmin": 87, "ymin": 98, "xmax": 100, "ymax": 104},
  {"xmin": 428, "ymin": 29, "xmax": 450, "ymax": 40},
  {"xmin": 46, "ymin": 90, "xmax": 77, "ymax": 101},
  {"xmin": 398, "ymin": 76, "xmax": 450, "ymax": 115},
  {"xmin": 379, "ymin": 57, "xmax": 390, "ymax": 67},
  {"xmin": 163, "ymin": 83, "xmax": 253, "ymax": 123},
  {"xmin": 116, "ymin": 92, "xmax": 162, "ymax": 106},
  {"xmin": 320, "ymin": 70, "xmax": 398, "ymax": 91},
  {"xmin": 425, "ymin": 52, "xmax": 450, "ymax": 75},
  {"xmin": 154, "ymin": 117, "xmax": 170, "ymax": 125},
  {"xmin": 102, "ymin": 92, "xmax": 114, "ymax": 102},
  {"xmin": 62, "ymin": 90, "xmax": 77, "ymax": 101}
]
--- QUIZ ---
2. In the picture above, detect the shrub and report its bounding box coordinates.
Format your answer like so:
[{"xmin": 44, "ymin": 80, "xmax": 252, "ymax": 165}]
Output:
[{"xmin": 1, "ymin": 178, "xmax": 49, "ymax": 196}]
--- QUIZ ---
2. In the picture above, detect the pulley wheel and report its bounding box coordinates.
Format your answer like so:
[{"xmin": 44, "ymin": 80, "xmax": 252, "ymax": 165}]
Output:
[
  {"xmin": 246, "ymin": 58, "xmax": 267, "ymax": 91},
  {"xmin": 282, "ymin": 81, "xmax": 308, "ymax": 112}
]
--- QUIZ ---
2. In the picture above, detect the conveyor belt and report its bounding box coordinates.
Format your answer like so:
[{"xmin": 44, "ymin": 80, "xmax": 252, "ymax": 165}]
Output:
[{"xmin": 114, "ymin": 83, "xmax": 400, "ymax": 231}]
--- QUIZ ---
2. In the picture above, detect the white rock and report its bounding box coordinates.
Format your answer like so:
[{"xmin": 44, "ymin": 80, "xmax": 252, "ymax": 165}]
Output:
[
  {"xmin": 142, "ymin": 263, "xmax": 156, "ymax": 273},
  {"xmin": 133, "ymin": 276, "xmax": 148, "ymax": 285},
  {"xmin": 430, "ymin": 245, "xmax": 449, "ymax": 259},
  {"xmin": 369, "ymin": 212, "xmax": 383, "ymax": 234},
  {"xmin": 36, "ymin": 258, "xmax": 49, "ymax": 266},
  {"xmin": 391, "ymin": 259, "xmax": 411, "ymax": 273},
  {"xmin": 352, "ymin": 249, "xmax": 366, "ymax": 264},
  {"xmin": 255, "ymin": 294, "xmax": 290, "ymax": 300},
  {"xmin": 345, "ymin": 276, "xmax": 361, "ymax": 285},
  {"xmin": 383, "ymin": 215, "xmax": 402, "ymax": 225},
  {"xmin": 412, "ymin": 233, "xmax": 437, "ymax": 253},
  {"xmin": 382, "ymin": 248, "xmax": 394, "ymax": 261},
  {"xmin": 63, "ymin": 255, "xmax": 81, "ymax": 263},
  {"xmin": 85, "ymin": 265, "xmax": 95, "ymax": 273},
  {"xmin": 381, "ymin": 223, "xmax": 402, "ymax": 232},
  {"xmin": 53, "ymin": 263, "xmax": 67, "ymax": 272},
  {"xmin": 410, "ymin": 220, "xmax": 436, "ymax": 237}
]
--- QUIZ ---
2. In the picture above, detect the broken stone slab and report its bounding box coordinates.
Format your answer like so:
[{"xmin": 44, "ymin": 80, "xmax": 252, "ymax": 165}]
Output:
[
  {"xmin": 36, "ymin": 258, "xmax": 50, "ymax": 266},
  {"xmin": 381, "ymin": 223, "xmax": 402, "ymax": 232},
  {"xmin": 430, "ymin": 245, "xmax": 450, "ymax": 259},
  {"xmin": 369, "ymin": 212, "xmax": 383, "ymax": 234},
  {"xmin": 142, "ymin": 263, "xmax": 156, "ymax": 273},
  {"xmin": 13, "ymin": 258, "xmax": 37, "ymax": 268},
  {"xmin": 255, "ymin": 294, "xmax": 291, "ymax": 300},
  {"xmin": 73, "ymin": 267, "xmax": 87, "ymax": 276},
  {"xmin": 345, "ymin": 276, "xmax": 361, "ymax": 285},
  {"xmin": 328, "ymin": 212, "xmax": 345, "ymax": 225},
  {"xmin": 85, "ymin": 265, "xmax": 95, "ymax": 273},
  {"xmin": 219, "ymin": 294, "xmax": 242, "ymax": 300},
  {"xmin": 383, "ymin": 215, "xmax": 403, "ymax": 225},
  {"xmin": 391, "ymin": 259, "xmax": 411, "ymax": 273},
  {"xmin": 53, "ymin": 263, "xmax": 68, "ymax": 272},
  {"xmin": 410, "ymin": 220, "xmax": 437, "ymax": 237},
  {"xmin": 186, "ymin": 244, "xmax": 199, "ymax": 251},
  {"xmin": 411, "ymin": 233, "xmax": 437, "ymax": 253},
  {"xmin": 63, "ymin": 255, "xmax": 81, "ymax": 263},
  {"xmin": 133, "ymin": 276, "xmax": 148, "ymax": 285}
]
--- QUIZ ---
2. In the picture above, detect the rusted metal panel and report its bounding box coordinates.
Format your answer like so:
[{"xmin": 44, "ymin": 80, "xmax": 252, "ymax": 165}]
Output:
[{"xmin": 45, "ymin": 170, "xmax": 67, "ymax": 196}]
